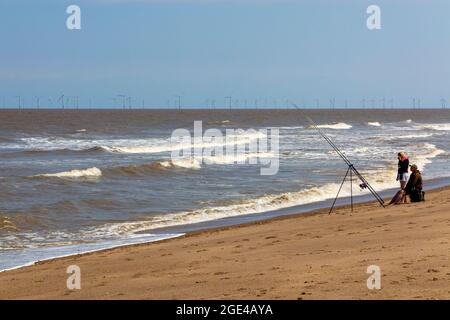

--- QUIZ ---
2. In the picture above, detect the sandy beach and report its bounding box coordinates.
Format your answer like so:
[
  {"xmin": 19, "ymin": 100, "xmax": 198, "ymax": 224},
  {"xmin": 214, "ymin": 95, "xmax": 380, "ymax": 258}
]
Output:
[{"xmin": 0, "ymin": 187, "xmax": 449, "ymax": 300}]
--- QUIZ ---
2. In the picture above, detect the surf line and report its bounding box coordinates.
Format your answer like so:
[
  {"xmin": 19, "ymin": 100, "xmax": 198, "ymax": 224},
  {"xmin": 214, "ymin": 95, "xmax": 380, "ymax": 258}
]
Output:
[
  {"xmin": 170, "ymin": 120, "xmax": 279, "ymax": 175},
  {"xmin": 290, "ymin": 102, "xmax": 386, "ymax": 213}
]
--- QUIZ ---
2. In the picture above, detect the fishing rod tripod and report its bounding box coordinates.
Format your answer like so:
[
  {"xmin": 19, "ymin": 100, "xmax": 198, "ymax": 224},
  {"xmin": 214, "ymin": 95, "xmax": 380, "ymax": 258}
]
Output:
[
  {"xmin": 329, "ymin": 164, "xmax": 356, "ymax": 214},
  {"xmin": 290, "ymin": 103, "xmax": 386, "ymax": 214}
]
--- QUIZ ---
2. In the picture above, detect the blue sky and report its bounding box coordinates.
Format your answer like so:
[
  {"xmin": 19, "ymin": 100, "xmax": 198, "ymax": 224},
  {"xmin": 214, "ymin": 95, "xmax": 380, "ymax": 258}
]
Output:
[{"xmin": 0, "ymin": 0, "xmax": 449, "ymax": 108}]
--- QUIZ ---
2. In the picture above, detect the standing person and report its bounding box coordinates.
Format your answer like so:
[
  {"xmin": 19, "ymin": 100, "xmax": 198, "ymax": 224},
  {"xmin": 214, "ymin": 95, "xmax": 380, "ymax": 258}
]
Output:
[{"xmin": 397, "ymin": 152, "xmax": 409, "ymax": 189}]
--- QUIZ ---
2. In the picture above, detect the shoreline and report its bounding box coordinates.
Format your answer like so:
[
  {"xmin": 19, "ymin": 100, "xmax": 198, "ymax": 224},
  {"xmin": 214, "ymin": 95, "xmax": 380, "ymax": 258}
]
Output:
[
  {"xmin": 1, "ymin": 185, "xmax": 450, "ymax": 299},
  {"xmin": 2, "ymin": 176, "xmax": 450, "ymax": 274}
]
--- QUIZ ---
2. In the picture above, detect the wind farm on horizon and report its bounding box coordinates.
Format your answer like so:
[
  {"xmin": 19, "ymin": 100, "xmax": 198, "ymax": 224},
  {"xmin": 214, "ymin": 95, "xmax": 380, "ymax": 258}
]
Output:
[{"xmin": 0, "ymin": 95, "xmax": 447, "ymax": 110}]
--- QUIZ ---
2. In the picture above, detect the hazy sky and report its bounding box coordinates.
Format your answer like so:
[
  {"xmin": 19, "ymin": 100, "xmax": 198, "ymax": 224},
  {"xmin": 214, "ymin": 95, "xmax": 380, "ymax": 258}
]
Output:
[{"xmin": 0, "ymin": 0, "xmax": 449, "ymax": 108}]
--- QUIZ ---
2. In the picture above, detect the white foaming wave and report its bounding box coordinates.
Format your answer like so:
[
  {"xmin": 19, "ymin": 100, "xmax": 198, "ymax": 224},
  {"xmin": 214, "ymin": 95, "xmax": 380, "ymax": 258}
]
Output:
[
  {"xmin": 159, "ymin": 158, "xmax": 202, "ymax": 170},
  {"xmin": 398, "ymin": 133, "xmax": 435, "ymax": 139},
  {"xmin": 367, "ymin": 122, "xmax": 381, "ymax": 127},
  {"xmin": 419, "ymin": 123, "xmax": 450, "ymax": 131},
  {"xmin": 100, "ymin": 131, "xmax": 267, "ymax": 154},
  {"xmin": 34, "ymin": 167, "xmax": 102, "ymax": 178},
  {"xmin": 373, "ymin": 133, "xmax": 435, "ymax": 141},
  {"xmin": 92, "ymin": 143, "xmax": 446, "ymax": 235},
  {"xmin": 202, "ymin": 151, "xmax": 275, "ymax": 165},
  {"xmin": 10, "ymin": 130, "xmax": 267, "ymax": 154},
  {"xmin": 413, "ymin": 143, "xmax": 445, "ymax": 167},
  {"xmin": 157, "ymin": 151, "xmax": 275, "ymax": 169},
  {"xmin": 88, "ymin": 182, "xmax": 346, "ymax": 237},
  {"xmin": 315, "ymin": 123, "xmax": 352, "ymax": 130}
]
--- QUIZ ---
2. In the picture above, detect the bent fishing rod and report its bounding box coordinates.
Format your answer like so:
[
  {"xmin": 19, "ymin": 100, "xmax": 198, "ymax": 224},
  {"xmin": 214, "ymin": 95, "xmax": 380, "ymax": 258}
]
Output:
[{"xmin": 290, "ymin": 103, "xmax": 386, "ymax": 211}]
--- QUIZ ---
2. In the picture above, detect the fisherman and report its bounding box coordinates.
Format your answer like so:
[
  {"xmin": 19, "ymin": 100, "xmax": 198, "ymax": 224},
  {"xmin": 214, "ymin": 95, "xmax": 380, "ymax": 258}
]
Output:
[{"xmin": 402, "ymin": 164, "xmax": 424, "ymax": 203}]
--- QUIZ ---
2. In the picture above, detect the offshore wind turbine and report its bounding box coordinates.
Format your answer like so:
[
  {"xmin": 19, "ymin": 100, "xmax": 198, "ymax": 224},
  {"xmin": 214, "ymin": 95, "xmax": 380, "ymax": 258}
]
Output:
[
  {"xmin": 57, "ymin": 94, "xmax": 65, "ymax": 109},
  {"xmin": 15, "ymin": 96, "xmax": 22, "ymax": 109},
  {"xmin": 389, "ymin": 98, "xmax": 394, "ymax": 109},
  {"xmin": 440, "ymin": 98, "xmax": 447, "ymax": 109},
  {"xmin": 35, "ymin": 96, "xmax": 42, "ymax": 109},
  {"xmin": 329, "ymin": 98, "xmax": 335, "ymax": 109},
  {"xmin": 174, "ymin": 95, "xmax": 181, "ymax": 110},
  {"xmin": 117, "ymin": 94, "xmax": 126, "ymax": 109},
  {"xmin": 127, "ymin": 96, "xmax": 132, "ymax": 109},
  {"xmin": 225, "ymin": 96, "xmax": 232, "ymax": 110}
]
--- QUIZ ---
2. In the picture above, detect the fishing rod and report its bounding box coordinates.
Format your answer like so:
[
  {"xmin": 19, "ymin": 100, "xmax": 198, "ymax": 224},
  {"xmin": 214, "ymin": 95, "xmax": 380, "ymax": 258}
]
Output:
[{"xmin": 290, "ymin": 103, "xmax": 386, "ymax": 213}]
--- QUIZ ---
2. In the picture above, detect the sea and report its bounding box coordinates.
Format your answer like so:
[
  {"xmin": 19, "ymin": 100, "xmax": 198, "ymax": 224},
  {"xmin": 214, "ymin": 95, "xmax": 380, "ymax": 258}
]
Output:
[{"xmin": 1, "ymin": 108, "xmax": 449, "ymax": 271}]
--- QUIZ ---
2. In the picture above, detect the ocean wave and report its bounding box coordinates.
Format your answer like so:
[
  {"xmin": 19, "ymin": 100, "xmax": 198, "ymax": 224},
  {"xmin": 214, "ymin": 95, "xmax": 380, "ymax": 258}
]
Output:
[
  {"xmin": 207, "ymin": 120, "xmax": 231, "ymax": 125},
  {"xmin": 85, "ymin": 142, "xmax": 445, "ymax": 235},
  {"xmin": 33, "ymin": 167, "xmax": 102, "ymax": 179},
  {"xmin": 412, "ymin": 143, "xmax": 445, "ymax": 168},
  {"xmin": 159, "ymin": 158, "xmax": 202, "ymax": 169},
  {"xmin": 173, "ymin": 151, "xmax": 274, "ymax": 168},
  {"xmin": 4, "ymin": 142, "xmax": 444, "ymax": 251},
  {"xmin": 315, "ymin": 123, "xmax": 352, "ymax": 130},
  {"xmin": 367, "ymin": 122, "xmax": 381, "ymax": 127},
  {"xmin": 105, "ymin": 151, "xmax": 275, "ymax": 175},
  {"xmin": 106, "ymin": 162, "xmax": 171, "ymax": 176},
  {"xmin": 11, "ymin": 130, "xmax": 267, "ymax": 155},
  {"xmin": 101, "ymin": 131, "xmax": 267, "ymax": 154},
  {"xmin": 371, "ymin": 133, "xmax": 435, "ymax": 142},
  {"xmin": 420, "ymin": 123, "xmax": 450, "ymax": 131}
]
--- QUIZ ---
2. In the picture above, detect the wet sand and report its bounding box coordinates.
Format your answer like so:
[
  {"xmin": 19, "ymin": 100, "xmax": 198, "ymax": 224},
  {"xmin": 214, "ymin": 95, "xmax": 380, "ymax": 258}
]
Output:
[{"xmin": 0, "ymin": 187, "xmax": 449, "ymax": 299}]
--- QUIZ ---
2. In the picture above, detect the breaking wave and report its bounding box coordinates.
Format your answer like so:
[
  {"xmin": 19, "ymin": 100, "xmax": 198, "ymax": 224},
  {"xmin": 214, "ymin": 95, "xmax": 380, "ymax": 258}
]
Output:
[
  {"xmin": 33, "ymin": 167, "xmax": 102, "ymax": 179},
  {"xmin": 367, "ymin": 122, "xmax": 381, "ymax": 127},
  {"xmin": 420, "ymin": 123, "xmax": 450, "ymax": 131},
  {"xmin": 85, "ymin": 143, "xmax": 445, "ymax": 235},
  {"xmin": 11, "ymin": 130, "xmax": 267, "ymax": 155},
  {"xmin": 315, "ymin": 123, "xmax": 352, "ymax": 130},
  {"xmin": 107, "ymin": 152, "xmax": 276, "ymax": 175}
]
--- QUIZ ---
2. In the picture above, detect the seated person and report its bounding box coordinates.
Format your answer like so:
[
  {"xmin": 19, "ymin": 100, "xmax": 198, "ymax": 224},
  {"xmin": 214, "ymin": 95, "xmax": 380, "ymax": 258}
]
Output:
[{"xmin": 403, "ymin": 164, "xmax": 423, "ymax": 202}]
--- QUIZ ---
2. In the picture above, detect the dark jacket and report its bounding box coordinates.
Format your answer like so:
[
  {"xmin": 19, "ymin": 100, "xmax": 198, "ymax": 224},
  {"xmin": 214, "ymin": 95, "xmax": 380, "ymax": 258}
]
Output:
[
  {"xmin": 398, "ymin": 159, "xmax": 409, "ymax": 175},
  {"xmin": 405, "ymin": 171, "xmax": 423, "ymax": 194}
]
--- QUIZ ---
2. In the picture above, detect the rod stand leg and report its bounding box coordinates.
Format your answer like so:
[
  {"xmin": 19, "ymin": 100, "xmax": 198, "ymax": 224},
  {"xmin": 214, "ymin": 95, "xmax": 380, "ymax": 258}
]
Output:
[{"xmin": 329, "ymin": 166, "xmax": 351, "ymax": 215}]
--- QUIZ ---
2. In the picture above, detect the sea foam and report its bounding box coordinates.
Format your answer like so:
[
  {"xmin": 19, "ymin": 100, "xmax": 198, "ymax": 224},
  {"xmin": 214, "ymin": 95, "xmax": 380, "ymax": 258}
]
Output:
[
  {"xmin": 315, "ymin": 123, "xmax": 352, "ymax": 130},
  {"xmin": 34, "ymin": 167, "xmax": 102, "ymax": 178}
]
